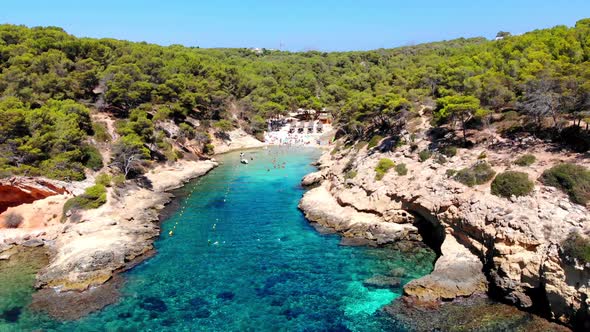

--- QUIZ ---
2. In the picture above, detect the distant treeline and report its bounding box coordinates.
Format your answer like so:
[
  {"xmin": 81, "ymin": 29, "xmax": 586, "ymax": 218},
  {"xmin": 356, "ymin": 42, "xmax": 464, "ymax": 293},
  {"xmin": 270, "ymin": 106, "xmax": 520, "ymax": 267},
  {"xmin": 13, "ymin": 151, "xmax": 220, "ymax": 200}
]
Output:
[{"xmin": 1, "ymin": 19, "xmax": 589, "ymax": 179}]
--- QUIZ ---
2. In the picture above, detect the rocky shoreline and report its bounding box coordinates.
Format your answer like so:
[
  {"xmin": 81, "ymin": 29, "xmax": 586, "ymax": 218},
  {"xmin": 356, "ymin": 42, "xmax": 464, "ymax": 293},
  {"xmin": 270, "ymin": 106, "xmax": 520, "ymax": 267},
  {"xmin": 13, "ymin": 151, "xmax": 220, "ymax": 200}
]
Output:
[
  {"xmin": 298, "ymin": 140, "xmax": 590, "ymax": 330},
  {"xmin": 0, "ymin": 159, "xmax": 217, "ymax": 319}
]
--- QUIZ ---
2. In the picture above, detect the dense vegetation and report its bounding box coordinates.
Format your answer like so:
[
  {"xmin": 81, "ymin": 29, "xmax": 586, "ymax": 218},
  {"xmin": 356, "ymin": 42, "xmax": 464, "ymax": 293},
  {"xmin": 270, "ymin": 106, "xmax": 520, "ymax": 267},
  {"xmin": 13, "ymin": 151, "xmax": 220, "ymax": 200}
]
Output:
[
  {"xmin": 491, "ymin": 171, "xmax": 535, "ymax": 197},
  {"xmin": 375, "ymin": 158, "xmax": 395, "ymax": 180},
  {"xmin": 514, "ymin": 154, "xmax": 537, "ymax": 166},
  {"xmin": 454, "ymin": 162, "xmax": 496, "ymax": 187},
  {"xmin": 541, "ymin": 163, "xmax": 590, "ymax": 205},
  {"xmin": 1, "ymin": 19, "xmax": 590, "ymax": 179},
  {"xmin": 62, "ymin": 184, "xmax": 107, "ymax": 215},
  {"xmin": 562, "ymin": 231, "xmax": 590, "ymax": 265}
]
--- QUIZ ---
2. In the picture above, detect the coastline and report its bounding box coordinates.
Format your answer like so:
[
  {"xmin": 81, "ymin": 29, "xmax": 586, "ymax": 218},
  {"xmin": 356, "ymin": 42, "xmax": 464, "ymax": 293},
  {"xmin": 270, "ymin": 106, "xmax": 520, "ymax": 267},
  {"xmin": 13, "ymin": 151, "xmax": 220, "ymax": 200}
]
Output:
[
  {"xmin": 297, "ymin": 142, "xmax": 589, "ymax": 331},
  {"xmin": 0, "ymin": 159, "xmax": 218, "ymax": 320}
]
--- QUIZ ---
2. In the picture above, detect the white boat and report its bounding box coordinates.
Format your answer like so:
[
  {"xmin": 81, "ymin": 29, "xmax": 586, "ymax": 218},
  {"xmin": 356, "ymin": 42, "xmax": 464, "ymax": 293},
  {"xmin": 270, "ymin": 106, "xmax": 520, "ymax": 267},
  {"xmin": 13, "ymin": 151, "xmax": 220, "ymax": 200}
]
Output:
[{"xmin": 240, "ymin": 159, "xmax": 249, "ymax": 164}]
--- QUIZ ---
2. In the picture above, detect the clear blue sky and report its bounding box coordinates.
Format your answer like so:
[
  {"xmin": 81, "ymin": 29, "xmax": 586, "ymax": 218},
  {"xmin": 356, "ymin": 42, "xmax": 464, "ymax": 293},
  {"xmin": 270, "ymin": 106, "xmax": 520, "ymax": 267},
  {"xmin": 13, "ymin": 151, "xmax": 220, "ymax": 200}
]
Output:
[{"xmin": 1, "ymin": 0, "xmax": 589, "ymax": 51}]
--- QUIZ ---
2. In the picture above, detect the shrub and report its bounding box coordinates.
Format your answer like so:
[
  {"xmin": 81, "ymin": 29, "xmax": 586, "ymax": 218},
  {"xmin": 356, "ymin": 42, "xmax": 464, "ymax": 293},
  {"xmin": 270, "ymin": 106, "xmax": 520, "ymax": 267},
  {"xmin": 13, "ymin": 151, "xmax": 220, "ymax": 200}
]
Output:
[
  {"xmin": 395, "ymin": 163, "xmax": 408, "ymax": 176},
  {"xmin": 179, "ymin": 123, "xmax": 196, "ymax": 140},
  {"xmin": 562, "ymin": 231, "xmax": 590, "ymax": 264},
  {"xmin": 354, "ymin": 141, "xmax": 368, "ymax": 151},
  {"xmin": 112, "ymin": 174, "xmax": 126, "ymax": 187},
  {"xmin": 418, "ymin": 149, "xmax": 432, "ymax": 162},
  {"xmin": 514, "ymin": 154, "xmax": 536, "ymax": 166},
  {"xmin": 82, "ymin": 145, "xmax": 104, "ymax": 171},
  {"xmin": 92, "ymin": 122, "xmax": 111, "ymax": 142},
  {"xmin": 204, "ymin": 143, "xmax": 215, "ymax": 155},
  {"xmin": 40, "ymin": 158, "xmax": 86, "ymax": 181},
  {"xmin": 63, "ymin": 184, "xmax": 107, "ymax": 215},
  {"xmin": 3, "ymin": 213, "xmax": 23, "ymax": 228},
  {"xmin": 454, "ymin": 162, "xmax": 496, "ymax": 187},
  {"xmin": 95, "ymin": 173, "xmax": 112, "ymax": 187},
  {"xmin": 368, "ymin": 135, "xmax": 384, "ymax": 149},
  {"xmin": 491, "ymin": 171, "xmax": 534, "ymax": 198},
  {"xmin": 440, "ymin": 146, "xmax": 457, "ymax": 157},
  {"xmin": 213, "ymin": 119, "xmax": 234, "ymax": 132},
  {"xmin": 345, "ymin": 170, "xmax": 358, "ymax": 179},
  {"xmin": 478, "ymin": 152, "xmax": 487, "ymax": 159},
  {"xmin": 446, "ymin": 169, "xmax": 457, "ymax": 177},
  {"xmin": 502, "ymin": 110, "xmax": 520, "ymax": 121},
  {"xmin": 375, "ymin": 158, "xmax": 395, "ymax": 180},
  {"xmin": 541, "ymin": 163, "xmax": 590, "ymax": 205}
]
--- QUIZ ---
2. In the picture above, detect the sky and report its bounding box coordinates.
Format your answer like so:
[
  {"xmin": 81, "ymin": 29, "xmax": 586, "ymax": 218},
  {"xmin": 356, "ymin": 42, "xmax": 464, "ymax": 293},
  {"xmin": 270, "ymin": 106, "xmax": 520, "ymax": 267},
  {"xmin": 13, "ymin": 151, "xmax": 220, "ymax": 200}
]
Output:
[{"xmin": 1, "ymin": 0, "xmax": 589, "ymax": 52}]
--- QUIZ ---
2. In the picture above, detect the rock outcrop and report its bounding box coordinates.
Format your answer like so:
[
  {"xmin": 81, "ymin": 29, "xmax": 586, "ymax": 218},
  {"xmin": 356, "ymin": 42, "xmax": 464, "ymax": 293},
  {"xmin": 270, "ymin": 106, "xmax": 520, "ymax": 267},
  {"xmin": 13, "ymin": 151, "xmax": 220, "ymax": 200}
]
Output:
[
  {"xmin": 299, "ymin": 140, "xmax": 590, "ymax": 329},
  {"xmin": 301, "ymin": 171, "xmax": 324, "ymax": 187},
  {"xmin": 0, "ymin": 159, "xmax": 217, "ymax": 319},
  {"xmin": 299, "ymin": 184, "xmax": 421, "ymax": 245},
  {"xmin": 404, "ymin": 234, "xmax": 487, "ymax": 302},
  {"xmin": 35, "ymin": 160, "xmax": 218, "ymax": 292},
  {"xmin": 0, "ymin": 177, "xmax": 69, "ymax": 214}
]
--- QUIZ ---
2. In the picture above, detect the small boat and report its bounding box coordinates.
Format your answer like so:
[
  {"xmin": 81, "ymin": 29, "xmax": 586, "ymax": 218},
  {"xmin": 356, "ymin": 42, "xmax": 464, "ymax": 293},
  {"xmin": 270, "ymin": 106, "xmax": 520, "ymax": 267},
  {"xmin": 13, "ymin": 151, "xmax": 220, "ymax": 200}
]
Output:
[{"xmin": 240, "ymin": 159, "xmax": 249, "ymax": 164}]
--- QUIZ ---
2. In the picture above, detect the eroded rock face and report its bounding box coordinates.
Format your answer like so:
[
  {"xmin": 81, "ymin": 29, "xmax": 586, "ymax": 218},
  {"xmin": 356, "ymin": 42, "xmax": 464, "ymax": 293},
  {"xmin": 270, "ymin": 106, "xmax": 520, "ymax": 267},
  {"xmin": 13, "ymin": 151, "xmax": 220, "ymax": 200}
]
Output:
[
  {"xmin": 299, "ymin": 142, "xmax": 590, "ymax": 328},
  {"xmin": 0, "ymin": 177, "xmax": 68, "ymax": 214},
  {"xmin": 34, "ymin": 160, "xmax": 218, "ymax": 293},
  {"xmin": 299, "ymin": 184, "xmax": 421, "ymax": 245},
  {"xmin": 301, "ymin": 171, "xmax": 323, "ymax": 187},
  {"xmin": 404, "ymin": 234, "xmax": 487, "ymax": 301}
]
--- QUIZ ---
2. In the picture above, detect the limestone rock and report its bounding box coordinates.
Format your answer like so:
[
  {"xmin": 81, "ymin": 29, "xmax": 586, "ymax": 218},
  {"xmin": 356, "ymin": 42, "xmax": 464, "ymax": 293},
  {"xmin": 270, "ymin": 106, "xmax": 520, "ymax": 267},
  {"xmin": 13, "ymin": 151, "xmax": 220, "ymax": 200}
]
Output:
[
  {"xmin": 299, "ymin": 140, "xmax": 590, "ymax": 327},
  {"xmin": 404, "ymin": 234, "xmax": 487, "ymax": 301},
  {"xmin": 301, "ymin": 171, "xmax": 324, "ymax": 187}
]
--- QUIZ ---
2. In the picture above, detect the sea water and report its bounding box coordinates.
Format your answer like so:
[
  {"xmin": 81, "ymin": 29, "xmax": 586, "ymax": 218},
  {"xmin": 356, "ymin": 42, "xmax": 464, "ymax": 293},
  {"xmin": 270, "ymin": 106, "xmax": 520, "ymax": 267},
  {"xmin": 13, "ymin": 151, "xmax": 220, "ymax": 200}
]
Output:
[{"xmin": 1, "ymin": 147, "xmax": 435, "ymax": 331}]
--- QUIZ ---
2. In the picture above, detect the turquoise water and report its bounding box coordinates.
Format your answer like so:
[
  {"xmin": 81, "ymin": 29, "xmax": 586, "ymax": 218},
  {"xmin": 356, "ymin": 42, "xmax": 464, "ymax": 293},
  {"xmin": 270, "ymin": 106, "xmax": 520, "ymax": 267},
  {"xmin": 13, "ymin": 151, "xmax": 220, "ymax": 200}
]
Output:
[{"xmin": 2, "ymin": 147, "xmax": 435, "ymax": 331}]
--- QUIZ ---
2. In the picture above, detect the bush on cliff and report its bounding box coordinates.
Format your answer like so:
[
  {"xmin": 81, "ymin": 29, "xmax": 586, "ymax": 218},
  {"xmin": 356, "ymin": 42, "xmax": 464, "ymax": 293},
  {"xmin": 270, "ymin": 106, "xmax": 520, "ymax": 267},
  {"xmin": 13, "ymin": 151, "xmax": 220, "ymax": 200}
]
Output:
[
  {"xmin": 562, "ymin": 231, "xmax": 590, "ymax": 265},
  {"xmin": 112, "ymin": 174, "xmax": 126, "ymax": 187},
  {"xmin": 491, "ymin": 171, "xmax": 534, "ymax": 198},
  {"xmin": 95, "ymin": 173, "xmax": 112, "ymax": 187},
  {"xmin": 204, "ymin": 143, "xmax": 215, "ymax": 155},
  {"xmin": 368, "ymin": 135, "xmax": 384, "ymax": 149},
  {"xmin": 375, "ymin": 158, "xmax": 395, "ymax": 180},
  {"xmin": 418, "ymin": 149, "xmax": 432, "ymax": 162},
  {"xmin": 395, "ymin": 163, "xmax": 408, "ymax": 176},
  {"xmin": 345, "ymin": 170, "xmax": 358, "ymax": 179},
  {"xmin": 92, "ymin": 122, "xmax": 111, "ymax": 142},
  {"xmin": 541, "ymin": 163, "xmax": 590, "ymax": 205},
  {"xmin": 454, "ymin": 162, "xmax": 496, "ymax": 187},
  {"xmin": 514, "ymin": 154, "xmax": 536, "ymax": 166},
  {"xmin": 63, "ymin": 184, "xmax": 107, "ymax": 216},
  {"xmin": 3, "ymin": 213, "xmax": 23, "ymax": 228},
  {"xmin": 82, "ymin": 145, "xmax": 104, "ymax": 171},
  {"xmin": 440, "ymin": 145, "xmax": 458, "ymax": 157}
]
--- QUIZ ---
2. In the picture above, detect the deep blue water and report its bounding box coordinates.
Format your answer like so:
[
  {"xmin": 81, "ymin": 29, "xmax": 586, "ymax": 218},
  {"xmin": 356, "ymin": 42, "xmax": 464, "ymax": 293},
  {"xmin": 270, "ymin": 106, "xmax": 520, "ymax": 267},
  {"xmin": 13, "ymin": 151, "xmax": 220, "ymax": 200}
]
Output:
[{"xmin": 3, "ymin": 147, "xmax": 435, "ymax": 331}]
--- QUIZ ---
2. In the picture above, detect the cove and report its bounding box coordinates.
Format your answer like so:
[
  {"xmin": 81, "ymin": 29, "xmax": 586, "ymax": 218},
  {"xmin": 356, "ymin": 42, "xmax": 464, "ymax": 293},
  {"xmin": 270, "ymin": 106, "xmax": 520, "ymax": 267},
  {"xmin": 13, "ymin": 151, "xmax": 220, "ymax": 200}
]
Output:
[{"xmin": 4, "ymin": 147, "xmax": 434, "ymax": 331}]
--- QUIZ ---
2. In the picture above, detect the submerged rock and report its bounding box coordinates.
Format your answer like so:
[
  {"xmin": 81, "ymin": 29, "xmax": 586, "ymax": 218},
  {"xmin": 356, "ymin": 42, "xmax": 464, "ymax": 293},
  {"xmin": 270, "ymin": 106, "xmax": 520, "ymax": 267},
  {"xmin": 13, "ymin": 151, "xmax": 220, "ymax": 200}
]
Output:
[
  {"xmin": 363, "ymin": 276, "xmax": 401, "ymax": 289},
  {"xmin": 140, "ymin": 297, "xmax": 168, "ymax": 312},
  {"xmin": 30, "ymin": 275, "xmax": 124, "ymax": 320},
  {"xmin": 0, "ymin": 307, "xmax": 22, "ymax": 323},
  {"xmin": 216, "ymin": 291, "xmax": 235, "ymax": 300},
  {"xmin": 385, "ymin": 295, "xmax": 570, "ymax": 332}
]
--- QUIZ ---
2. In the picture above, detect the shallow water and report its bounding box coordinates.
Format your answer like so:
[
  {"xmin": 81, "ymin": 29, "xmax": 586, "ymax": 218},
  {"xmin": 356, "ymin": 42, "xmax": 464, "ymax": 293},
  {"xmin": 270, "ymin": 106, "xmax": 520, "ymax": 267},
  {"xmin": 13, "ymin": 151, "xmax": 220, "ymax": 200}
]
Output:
[{"xmin": 3, "ymin": 147, "xmax": 435, "ymax": 331}]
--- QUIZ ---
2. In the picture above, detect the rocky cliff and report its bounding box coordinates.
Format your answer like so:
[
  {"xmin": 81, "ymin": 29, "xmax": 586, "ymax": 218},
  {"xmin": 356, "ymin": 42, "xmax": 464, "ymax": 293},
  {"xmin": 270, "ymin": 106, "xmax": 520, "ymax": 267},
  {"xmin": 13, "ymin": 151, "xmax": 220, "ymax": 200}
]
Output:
[
  {"xmin": 0, "ymin": 160, "xmax": 217, "ymax": 319},
  {"xmin": 299, "ymin": 139, "xmax": 590, "ymax": 329}
]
